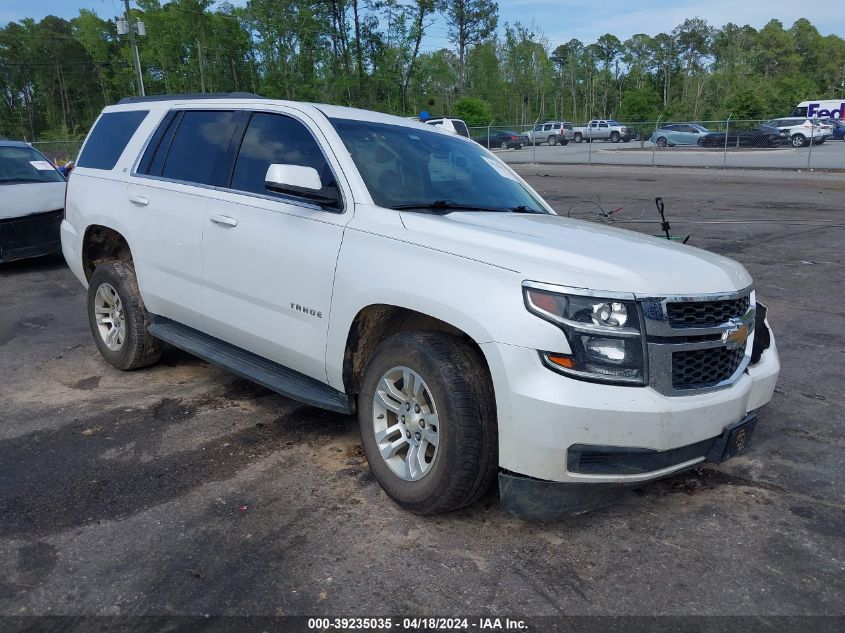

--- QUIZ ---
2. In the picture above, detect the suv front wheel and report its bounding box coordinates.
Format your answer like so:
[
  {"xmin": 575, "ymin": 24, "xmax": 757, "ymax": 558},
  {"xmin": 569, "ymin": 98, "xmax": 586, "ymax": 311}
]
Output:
[
  {"xmin": 358, "ymin": 331, "xmax": 497, "ymax": 514},
  {"xmin": 87, "ymin": 260, "xmax": 162, "ymax": 370}
]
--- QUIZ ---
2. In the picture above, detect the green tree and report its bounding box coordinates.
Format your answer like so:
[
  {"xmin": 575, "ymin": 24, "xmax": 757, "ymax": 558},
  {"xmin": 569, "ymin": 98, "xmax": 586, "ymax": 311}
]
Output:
[
  {"xmin": 452, "ymin": 95, "xmax": 492, "ymax": 125},
  {"xmin": 442, "ymin": 0, "xmax": 498, "ymax": 95}
]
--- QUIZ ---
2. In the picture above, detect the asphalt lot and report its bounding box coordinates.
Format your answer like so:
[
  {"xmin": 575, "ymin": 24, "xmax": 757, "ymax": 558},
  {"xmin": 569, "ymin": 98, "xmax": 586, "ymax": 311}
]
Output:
[
  {"xmin": 1, "ymin": 165, "xmax": 843, "ymax": 618},
  {"xmin": 497, "ymin": 138, "xmax": 845, "ymax": 170}
]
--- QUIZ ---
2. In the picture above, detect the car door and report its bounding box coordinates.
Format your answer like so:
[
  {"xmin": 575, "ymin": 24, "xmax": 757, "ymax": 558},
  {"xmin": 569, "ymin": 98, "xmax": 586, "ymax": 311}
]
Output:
[
  {"xmin": 128, "ymin": 108, "xmax": 240, "ymax": 329},
  {"xmin": 200, "ymin": 109, "xmax": 353, "ymax": 382}
]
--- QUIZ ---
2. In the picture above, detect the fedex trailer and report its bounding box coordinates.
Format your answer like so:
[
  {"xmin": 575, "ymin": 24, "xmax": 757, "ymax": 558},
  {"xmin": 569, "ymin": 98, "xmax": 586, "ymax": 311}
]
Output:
[{"xmin": 792, "ymin": 100, "xmax": 844, "ymax": 119}]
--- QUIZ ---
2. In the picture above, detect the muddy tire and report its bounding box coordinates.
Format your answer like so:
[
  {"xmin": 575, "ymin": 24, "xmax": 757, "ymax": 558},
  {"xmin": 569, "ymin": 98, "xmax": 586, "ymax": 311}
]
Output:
[
  {"xmin": 87, "ymin": 260, "xmax": 162, "ymax": 371},
  {"xmin": 358, "ymin": 331, "xmax": 498, "ymax": 515}
]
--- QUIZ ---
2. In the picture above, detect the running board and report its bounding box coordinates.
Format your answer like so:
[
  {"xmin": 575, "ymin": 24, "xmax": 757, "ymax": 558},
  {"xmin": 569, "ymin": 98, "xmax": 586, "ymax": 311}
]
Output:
[{"xmin": 148, "ymin": 316, "xmax": 354, "ymax": 414}]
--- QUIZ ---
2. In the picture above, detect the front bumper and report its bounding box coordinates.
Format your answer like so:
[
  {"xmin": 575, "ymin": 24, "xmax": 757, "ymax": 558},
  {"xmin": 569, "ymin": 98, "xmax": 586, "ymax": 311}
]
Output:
[
  {"xmin": 0, "ymin": 209, "xmax": 63, "ymax": 263},
  {"xmin": 481, "ymin": 317, "xmax": 779, "ymax": 517}
]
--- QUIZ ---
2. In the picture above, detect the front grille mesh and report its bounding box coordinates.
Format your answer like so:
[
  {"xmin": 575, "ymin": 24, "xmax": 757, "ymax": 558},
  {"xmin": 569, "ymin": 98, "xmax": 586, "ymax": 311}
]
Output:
[
  {"xmin": 672, "ymin": 346, "xmax": 745, "ymax": 390},
  {"xmin": 666, "ymin": 295, "xmax": 750, "ymax": 328}
]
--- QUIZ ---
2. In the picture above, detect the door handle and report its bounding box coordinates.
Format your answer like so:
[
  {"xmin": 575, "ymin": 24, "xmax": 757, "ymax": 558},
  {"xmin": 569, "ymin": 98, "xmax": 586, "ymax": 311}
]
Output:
[
  {"xmin": 129, "ymin": 195, "xmax": 149, "ymax": 206},
  {"xmin": 210, "ymin": 214, "xmax": 238, "ymax": 228}
]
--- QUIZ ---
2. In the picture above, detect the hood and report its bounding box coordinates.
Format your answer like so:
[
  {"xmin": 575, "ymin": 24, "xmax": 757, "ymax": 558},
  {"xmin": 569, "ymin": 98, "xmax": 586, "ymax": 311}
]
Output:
[
  {"xmin": 0, "ymin": 181, "xmax": 66, "ymax": 221},
  {"xmin": 398, "ymin": 211, "xmax": 751, "ymax": 296}
]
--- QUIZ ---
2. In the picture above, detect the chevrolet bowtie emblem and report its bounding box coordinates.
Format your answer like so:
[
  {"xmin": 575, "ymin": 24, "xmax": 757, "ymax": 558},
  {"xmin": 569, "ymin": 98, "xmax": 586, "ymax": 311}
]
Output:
[{"xmin": 722, "ymin": 317, "xmax": 750, "ymax": 349}]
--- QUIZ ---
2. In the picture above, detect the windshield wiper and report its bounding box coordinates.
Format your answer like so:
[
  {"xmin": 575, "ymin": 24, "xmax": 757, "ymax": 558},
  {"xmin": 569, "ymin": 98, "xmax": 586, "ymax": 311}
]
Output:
[{"xmin": 391, "ymin": 200, "xmax": 543, "ymax": 214}]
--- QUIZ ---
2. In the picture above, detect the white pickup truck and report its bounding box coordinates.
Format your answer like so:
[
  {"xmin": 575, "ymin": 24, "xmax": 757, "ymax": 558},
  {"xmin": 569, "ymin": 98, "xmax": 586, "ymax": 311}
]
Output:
[
  {"xmin": 62, "ymin": 94, "xmax": 780, "ymax": 519},
  {"xmin": 572, "ymin": 119, "xmax": 631, "ymax": 143}
]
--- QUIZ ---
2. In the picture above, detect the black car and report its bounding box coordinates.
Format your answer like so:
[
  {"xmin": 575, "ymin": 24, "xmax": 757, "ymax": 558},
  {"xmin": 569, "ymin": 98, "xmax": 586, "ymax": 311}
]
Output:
[
  {"xmin": 697, "ymin": 124, "xmax": 787, "ymax": 148},
  {"xmin": 473, "ymin": 130, "xmax": 526, "ymax": 150}
]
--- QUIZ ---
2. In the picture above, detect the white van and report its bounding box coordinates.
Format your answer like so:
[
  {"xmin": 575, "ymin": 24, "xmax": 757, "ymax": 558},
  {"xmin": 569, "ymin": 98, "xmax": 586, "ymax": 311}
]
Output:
[{"xmin": 792, "ymin": 100, "xmax": 844, "ymax": 119}]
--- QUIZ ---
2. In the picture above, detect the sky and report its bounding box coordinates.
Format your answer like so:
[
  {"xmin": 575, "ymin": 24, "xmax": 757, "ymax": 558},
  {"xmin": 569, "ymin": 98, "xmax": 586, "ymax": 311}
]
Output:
[{"xmin": 2, "ymin": 0, "xmax": 842, "ymax": 51}]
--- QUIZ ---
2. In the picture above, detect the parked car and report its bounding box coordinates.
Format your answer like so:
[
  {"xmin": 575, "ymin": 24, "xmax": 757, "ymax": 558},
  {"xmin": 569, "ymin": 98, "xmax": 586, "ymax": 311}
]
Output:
[
  {"xmin": 572, "ymin": 119, "xmax": 631, "ymax": 143},
  {"xmin": 698, "ymin": 124, "xmax": 787, "ymax": 148},
  {"xmin": 822, "ymin": 118, "xmax": 845, "ymax": 140},
  {"xmin": 423, "ymin": 117, "xmax": 470, "ymax": 138},
  {"xmin": 650, "ymin": 123, "xmax": 711, "ymax": 147},
  {"xmin": 525, "ymin": 121, "xmax": 572, "ymax": 146},
  {"xmin": 0, "ymin": 140, "xmax": 66, "ymax": 263},
  {"xmin": 762, "ymin": 118, "xmax": 832, "ymax": 147},
  {"xmin": 473, "ymin": 130, "xmax": 526, "ymax": 149},
  {"xmin": 62, "ymin": 94, "xmax": 780, "ymax": 520}
]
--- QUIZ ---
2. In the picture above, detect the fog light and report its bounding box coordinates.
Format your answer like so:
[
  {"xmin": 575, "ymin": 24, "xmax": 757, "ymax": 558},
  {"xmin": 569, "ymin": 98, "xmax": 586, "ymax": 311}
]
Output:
[
  {"xmin": 584, "ymin": 338, "xmax": 626, "ymax": 362},
  {"xmin": 591, "ymin": 302, "xmax": 628, "ymax": 327}
]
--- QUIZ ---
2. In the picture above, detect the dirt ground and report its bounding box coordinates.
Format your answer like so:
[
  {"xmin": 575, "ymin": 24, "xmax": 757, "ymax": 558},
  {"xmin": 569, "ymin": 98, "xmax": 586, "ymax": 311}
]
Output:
[{"xmin": 0, "ymin": 165, "xmax": 843, "ymax": 618}]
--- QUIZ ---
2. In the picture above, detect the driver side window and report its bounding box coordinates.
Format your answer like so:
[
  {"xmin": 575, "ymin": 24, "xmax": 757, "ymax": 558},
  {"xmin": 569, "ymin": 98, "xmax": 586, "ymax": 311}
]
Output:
[{"xmin": 230, "ymin": 112, "xmax": 336, "ymax": 197}]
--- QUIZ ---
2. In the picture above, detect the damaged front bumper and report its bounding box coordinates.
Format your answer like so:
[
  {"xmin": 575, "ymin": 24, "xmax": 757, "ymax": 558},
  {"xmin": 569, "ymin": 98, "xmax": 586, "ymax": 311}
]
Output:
[
  {"xmin": 0, "ymin": 209, "xmax": 63, "ymax": 263},
  {"xmin": 485, "ymin": 307, "xmax": 780, "ymax": 521}
]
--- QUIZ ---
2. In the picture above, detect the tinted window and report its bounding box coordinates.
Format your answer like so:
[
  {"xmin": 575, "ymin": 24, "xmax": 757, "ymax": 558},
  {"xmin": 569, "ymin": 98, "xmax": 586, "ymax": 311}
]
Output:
[
  {"xmin": 78, "ymin": 110, "xmax": 148, "ymax": 170},
  {"xmin": 452, "ymin": 120, "xmax": 469, "ymax": 137},
  {"xmin": 159, "ymin": 110, "xmax": 237, "ymax": 185},
  {"xmin": 231, "ymin": 112, "xmax": 333, "ymax": 196}
]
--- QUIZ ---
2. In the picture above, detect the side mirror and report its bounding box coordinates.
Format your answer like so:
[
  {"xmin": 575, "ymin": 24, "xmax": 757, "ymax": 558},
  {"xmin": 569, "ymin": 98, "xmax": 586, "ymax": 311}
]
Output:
[{"xmin": 264, "ymin": 164, "xmax": 340, "ymax": 210}]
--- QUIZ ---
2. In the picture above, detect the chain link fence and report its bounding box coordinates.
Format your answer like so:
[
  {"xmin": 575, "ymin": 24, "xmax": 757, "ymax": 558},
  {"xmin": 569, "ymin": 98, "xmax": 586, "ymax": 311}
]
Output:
[
  {"xmin": 30, "ymin": 140, "xmax": 84, "ymax": 167},
  {"xmin": 467, "ymin": 117, "xmax": 841, "ymax": 170}
]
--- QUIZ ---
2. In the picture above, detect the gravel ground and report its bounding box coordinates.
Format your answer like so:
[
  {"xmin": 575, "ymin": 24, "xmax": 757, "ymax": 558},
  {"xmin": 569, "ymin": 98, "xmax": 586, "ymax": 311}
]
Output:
[{"xmin": 0, "ymin": 165, "xmax": 843, "ymax": 618}]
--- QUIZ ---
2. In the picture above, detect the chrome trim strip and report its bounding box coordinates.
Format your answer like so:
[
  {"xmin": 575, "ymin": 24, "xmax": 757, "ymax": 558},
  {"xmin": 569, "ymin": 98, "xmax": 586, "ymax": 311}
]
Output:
[{"xmin": 523, "ymin": 280, "xmax": 636, "ymax": 301}]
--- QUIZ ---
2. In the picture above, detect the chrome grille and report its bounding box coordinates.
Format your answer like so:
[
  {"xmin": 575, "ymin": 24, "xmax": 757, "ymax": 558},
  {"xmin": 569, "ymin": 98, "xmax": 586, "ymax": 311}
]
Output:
[
  {"xmin": 672, "ymin": 346, "xmax": 745, "ymax": 390},
  {"xmin": 666, "ymin": 295, "xmax": 751, "ymax": 328},
  {"xmin": 641, "ymin": 287, "xmax": 754, "ymax": 396}
]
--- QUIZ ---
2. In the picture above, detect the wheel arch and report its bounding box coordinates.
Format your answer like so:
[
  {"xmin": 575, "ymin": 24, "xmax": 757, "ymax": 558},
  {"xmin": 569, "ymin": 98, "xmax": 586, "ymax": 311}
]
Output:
[
  {"xmin": 339, "ymin": 304, "xmax": 494, "ymax": 401},
  {"xmin": 81, "ymin": 224, "xmax": 134, "ymax": 281}
]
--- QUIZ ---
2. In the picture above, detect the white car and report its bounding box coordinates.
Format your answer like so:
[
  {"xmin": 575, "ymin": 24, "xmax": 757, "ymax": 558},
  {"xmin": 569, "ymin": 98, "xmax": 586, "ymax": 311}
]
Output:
[
  {"xmin": 62, "ymin": 94, "xmax": 780, "ymax": 519},
  {"xmin": 0, "ymin": 140, "xmax": 66, "ymax": 263},
  {"xmin": 422, "ymin": 117, "xmax": 470, "ymax": 138},
  {"xmin": 764, "ymin": 118, "xmax": 833, "ymax": 147}
]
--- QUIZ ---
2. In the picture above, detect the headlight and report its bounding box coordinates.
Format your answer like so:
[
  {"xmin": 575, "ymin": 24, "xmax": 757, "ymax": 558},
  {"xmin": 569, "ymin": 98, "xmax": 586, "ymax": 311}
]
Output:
[{"xmin": 524, "ymin": 285, "xmax": 647, "ymax": 385}]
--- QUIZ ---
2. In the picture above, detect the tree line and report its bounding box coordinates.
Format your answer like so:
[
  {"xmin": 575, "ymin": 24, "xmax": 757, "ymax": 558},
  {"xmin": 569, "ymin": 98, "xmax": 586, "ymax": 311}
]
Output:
[{"xmin": 1, "ymin": 0, "xmax": 844, "ymax": 141}]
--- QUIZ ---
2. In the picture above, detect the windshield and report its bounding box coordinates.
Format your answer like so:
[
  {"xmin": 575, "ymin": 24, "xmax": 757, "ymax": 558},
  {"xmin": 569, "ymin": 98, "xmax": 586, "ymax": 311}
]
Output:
[
  {"xmin": 330, "ymin": 118, "xmax": 547, "ymax": 212},
  {"xmin": 0, "ymin": 146, "xmax": 64, "ymax": 184}
]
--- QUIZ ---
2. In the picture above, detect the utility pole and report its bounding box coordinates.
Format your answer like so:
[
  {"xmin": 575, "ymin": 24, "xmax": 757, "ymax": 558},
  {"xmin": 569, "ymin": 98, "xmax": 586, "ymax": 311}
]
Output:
[{"xmin": 118, "ymin": 0, "xmax": 145, "ymax": 97}]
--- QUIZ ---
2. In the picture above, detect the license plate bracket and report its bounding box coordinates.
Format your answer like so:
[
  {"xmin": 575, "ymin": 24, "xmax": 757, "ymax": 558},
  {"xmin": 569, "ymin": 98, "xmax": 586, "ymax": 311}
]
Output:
[{"xmin": 706, "ymin": 414, "xmax": 758, "ymax": 464}]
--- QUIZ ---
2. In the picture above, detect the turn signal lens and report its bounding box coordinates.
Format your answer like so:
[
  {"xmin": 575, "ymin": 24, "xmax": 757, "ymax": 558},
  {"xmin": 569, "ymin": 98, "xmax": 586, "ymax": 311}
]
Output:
[{"xmin": 547, "ymin": 354, "xmax": 575, "ymax": 368}]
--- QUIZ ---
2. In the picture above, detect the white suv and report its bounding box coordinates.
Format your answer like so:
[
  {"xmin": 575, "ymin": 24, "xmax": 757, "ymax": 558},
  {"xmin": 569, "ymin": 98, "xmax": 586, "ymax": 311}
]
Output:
[
  {"xmin": 764, "ymin": 118, "xmax": 833, "ymax": 147},
  {"xmin": 62, "ymin": 94, "xmax": 780, "ymax": 519}
]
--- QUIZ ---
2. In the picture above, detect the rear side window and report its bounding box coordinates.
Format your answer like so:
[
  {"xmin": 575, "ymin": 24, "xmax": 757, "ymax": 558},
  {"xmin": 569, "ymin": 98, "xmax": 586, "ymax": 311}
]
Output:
[
  {"xmin": 77, "ymin": 110, "xmax": 148, "ymax": 170},
  {"xmin": 230, "ymin": 112, "xmax": 335, "ymax": 197},
  {"xmin": 159, "ymin": 110, "xmax": 238, "ymax": 185},
  {"xmin": 453, "ymin": 120, "xmax": 469, "ymax": 137}
]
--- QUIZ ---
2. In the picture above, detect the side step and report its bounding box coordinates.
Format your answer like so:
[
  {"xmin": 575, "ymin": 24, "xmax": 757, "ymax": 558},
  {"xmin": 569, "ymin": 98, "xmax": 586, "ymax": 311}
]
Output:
[{"xmin": 148, "ymin": 316, "xmax": 354, "ymax": 414}]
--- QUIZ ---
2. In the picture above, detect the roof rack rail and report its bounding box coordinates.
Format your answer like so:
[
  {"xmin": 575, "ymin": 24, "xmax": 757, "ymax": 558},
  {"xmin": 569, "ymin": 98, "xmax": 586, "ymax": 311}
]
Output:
[{"xmin": 117, "ymin": 92, "xmax": 266, "ymax": 105}]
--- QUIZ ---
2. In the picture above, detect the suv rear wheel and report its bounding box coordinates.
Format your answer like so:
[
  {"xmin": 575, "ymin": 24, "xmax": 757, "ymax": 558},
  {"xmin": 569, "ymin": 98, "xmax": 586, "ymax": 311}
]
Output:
[
  {"xmin": 87, "ymin": 260, "xmax": 162, "ymax": 370},
  {"xmin": 547, "ymin": 135, "xmax": 558, "ymax": 146},
  {"xmin": 358, "ymin": 331, "xmax": 497, "ymax": 514}
]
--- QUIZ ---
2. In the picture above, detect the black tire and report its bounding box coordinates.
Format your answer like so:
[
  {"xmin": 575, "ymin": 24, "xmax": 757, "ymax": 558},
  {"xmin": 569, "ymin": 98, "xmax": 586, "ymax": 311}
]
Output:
[
  {"xmin": 560, "ymin": 139, "xmax": 569, "ymax": 146},
  {"xmin": 499, "ymin": 141, "xmax": 508, "ymax": 150},
  {"xmin": 358, "ymin": 331, "xmax": 498, "ymax": 515},
  {"xmin": 547, "ymin": 135, "xmax": 557, "ymax": 146},
  {"xmin": 87, "ymin": 260, "xmax": 162, "ymax": 371},
  {"xmin": 610, "ymin": 131, "xmax": 621, "ymax": 143},
  {"xmin": 656, "ymin": 136, "xmax": 667, "ymax": 148},
  {"xmin": 574, "ymin": 132, "xmax": 582, "ymax": 143},
  {"xmin": 791, "ymin": 133, "xmax": 807, "ymax": 148}
]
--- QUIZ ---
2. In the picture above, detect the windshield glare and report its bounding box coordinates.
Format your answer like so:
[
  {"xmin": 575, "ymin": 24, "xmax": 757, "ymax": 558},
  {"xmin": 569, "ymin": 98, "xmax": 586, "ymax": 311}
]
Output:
[
  {"xmin": 329, "ymin": 118, "xmax": 546, "ymax": 212},
  {"xmin": 0, "ymin": 146, "xmax": 64, "ymax": 184}
]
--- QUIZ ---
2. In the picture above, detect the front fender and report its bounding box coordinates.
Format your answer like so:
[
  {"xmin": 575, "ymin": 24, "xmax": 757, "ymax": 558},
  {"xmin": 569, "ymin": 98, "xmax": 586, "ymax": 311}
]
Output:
[{"xmin": 324, "ymin": 225, "xmax": 569, "ymax": 391}]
